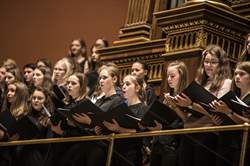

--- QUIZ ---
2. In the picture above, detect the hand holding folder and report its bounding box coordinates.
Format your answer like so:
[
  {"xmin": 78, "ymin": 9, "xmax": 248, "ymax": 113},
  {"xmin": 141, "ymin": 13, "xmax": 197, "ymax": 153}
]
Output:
[
  {"xmin": 182, "ymin": 81, "xmax": 249, "ymax": 124},
  {"xmin": 72, "ymin": 113, "xmax": 92, "ymax": 126},
  {"xmin": 141, "ymin": 100, "xmax": 181, "ymax": 128},
  {"xmin": 49, "ymin": 99, "xmax": 102, "ymax": 129},
  {"xmin": 50, "ymin": 108, "xmax": 69, "ymax": 126},
  {"xmin": 51, "ymin": 99, "xmax": 140, "ymax": 133},
  {"xmin": 68, "ymin": 99, "xmax": 104, "ymax": 127},
  {"xmin": 182, "ymin": 81, "xmax": 217, "ymax": 104},
  {"xmin": 100, "ymin": 102, "xmax": 140, "ymax": 131}
]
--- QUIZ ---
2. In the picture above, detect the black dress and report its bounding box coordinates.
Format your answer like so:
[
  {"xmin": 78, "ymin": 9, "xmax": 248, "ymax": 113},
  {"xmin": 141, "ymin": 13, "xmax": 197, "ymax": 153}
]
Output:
[
  {"xmin": 51, "ymin": 98, "xmax": 91, "ymax": 166},
  {"xmin": 150, "ymin": 117, "xmax": 182, "ymax": 166},
  {"xmin": 56, "ymin": 94, "xmax": 125, "ymax": 166},
  {"xmin": 111, "ymin": 102, "xmax": 146, "ymax": 166},
  {"xmin": 178, "ymin": 113, "xmax": 218, "ymax": 166}
]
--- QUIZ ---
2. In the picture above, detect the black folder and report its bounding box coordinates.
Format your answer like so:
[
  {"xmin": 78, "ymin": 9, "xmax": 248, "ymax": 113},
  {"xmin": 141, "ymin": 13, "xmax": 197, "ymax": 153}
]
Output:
[
  {"xmin": 69, "ymin": 99, "xmax": 102, "ymax": 116},
  {"xmin": 50, "ymin": 108, "xmax": 69, "ymax": 126},
  {"xmin": 182, "ymin": 81, "xmax": 217, "ymax": 104},
  {"xmin": 53, "ymin": 85, "xmax": 68, "ymax": 100},
  {"xmin": 16, "ymin": 115, "xmax": 40, "ymax": 140},
  {"xmin": 220, "ymin": 91, "xmax": 250, "ymax": 115},
  {"xmin": 68, "ymin": 99, "xmax": 104, "ymax": 127},
  {"xmin": 101, "ymin": 102, "xmax": 140, "ymax": 129},
  {"xmin": 182, "ymin": 81, "xmax": 249, "ymax": 124},
  {"xmin": 66, "ymin": 99, "xmax": 140, "ymax": 133},
  {"xmin": 91, "ymin": 102, "xmax": 140, "ymax": 134},
  {"xmin": 141, "ymin": 100, "xmax": 180, "ymax": 127},
  {"xmin": 0, "ymin": 112, "xmax": 42, "ymax": 140},
  {"xmin": 52, "ymin": 85, "xmax": 68, "ymax": 108},
  {"xmin": 49, "ymin": 99, "xmax": 101, "ymax": 128},
  {"xmin": 0, "ymin": 111, "xmax": 17, "ymax": 136},
  {"xmin": 70, "ymin": 100, "xmax": 139, "ymax": 129}
]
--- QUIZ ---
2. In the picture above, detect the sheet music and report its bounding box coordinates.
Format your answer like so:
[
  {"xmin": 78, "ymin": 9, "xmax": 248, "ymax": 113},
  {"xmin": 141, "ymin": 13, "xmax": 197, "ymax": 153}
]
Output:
[{"xmin": 125, "ymin": 114, "xmax": 141, "ymax": 121}]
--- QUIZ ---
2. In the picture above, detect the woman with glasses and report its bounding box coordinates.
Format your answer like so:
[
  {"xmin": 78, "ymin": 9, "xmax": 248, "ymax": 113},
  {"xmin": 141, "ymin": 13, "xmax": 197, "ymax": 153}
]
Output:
[
  {"xmin": 52, "ymin": 58, "xmax": 75, "ymax": 87},
  {"xmin": 176, "ymin": 45, "xmax": 232, "ymax": 166}
]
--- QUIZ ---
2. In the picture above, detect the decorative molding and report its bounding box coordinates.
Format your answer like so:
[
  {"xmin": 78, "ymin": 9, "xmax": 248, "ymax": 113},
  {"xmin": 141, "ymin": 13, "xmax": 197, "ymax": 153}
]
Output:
[
  {"xmin": 163, "ymin": 19, "xmax": 245, "ymax": 39},
  {"xmin": 117, "ymin": 58, "xmax": 165, "ymax": 83},
  {"xmin": 98, "ymin": 0, "xmax": 250, "ymax": 85}
]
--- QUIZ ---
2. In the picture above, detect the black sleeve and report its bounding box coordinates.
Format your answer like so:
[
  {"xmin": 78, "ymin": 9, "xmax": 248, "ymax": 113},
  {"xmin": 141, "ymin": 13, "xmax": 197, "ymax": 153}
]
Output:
[{"xmin": 146, "ymin": 85, "xmax": 157, "ymax": 105}]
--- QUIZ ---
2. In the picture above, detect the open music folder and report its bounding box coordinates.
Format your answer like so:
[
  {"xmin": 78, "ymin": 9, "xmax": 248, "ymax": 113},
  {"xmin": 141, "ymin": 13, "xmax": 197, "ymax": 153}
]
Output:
[
  {"xmin": 141, "ymin": 100, "xmax": 181, "ymax": 128},
  {"xmin": 53, "ymin": 99, "xmax": 140, "ymax": 132},
  {"xmin": 182, "ymin": 81, "xmax": 250, "ymax": 124}
]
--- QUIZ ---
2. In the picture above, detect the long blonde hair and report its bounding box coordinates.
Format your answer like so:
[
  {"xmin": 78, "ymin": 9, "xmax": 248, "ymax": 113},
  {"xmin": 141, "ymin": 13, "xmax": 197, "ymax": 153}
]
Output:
[{"xmin": 9, "ymin": 82, "xmax": 29, "ymax": 120}]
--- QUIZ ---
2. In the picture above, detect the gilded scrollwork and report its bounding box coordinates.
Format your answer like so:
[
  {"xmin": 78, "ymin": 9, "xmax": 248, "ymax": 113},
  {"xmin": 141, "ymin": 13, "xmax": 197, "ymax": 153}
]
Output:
[
  {"xmin": 196, "ymin": 31, "xmax": 204, "ymax": 47},
  {"xmin": 165, "ymin": 37, "xmax": 171, "ymax": 52}
]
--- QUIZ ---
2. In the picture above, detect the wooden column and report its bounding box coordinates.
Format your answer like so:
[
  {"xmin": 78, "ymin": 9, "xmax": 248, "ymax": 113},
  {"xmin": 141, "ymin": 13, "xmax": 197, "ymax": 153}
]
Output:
[{"xmin": 114, "ymin": 0, "xmax": 154, "ymax": 45}]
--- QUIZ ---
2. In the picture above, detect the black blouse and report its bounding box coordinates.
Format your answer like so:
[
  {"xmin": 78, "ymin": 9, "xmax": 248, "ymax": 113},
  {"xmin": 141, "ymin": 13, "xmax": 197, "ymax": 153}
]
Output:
[
  {"xmin": 129, "ymin": 102, "xmax": 146, "ymax": 119},
  {"xmin": 220, "ymin": 93, "xmax": 250, "ymax": 148},
  {"xmin": 95, "ymin": 94, "xmax": 124, "ymax": 112}
]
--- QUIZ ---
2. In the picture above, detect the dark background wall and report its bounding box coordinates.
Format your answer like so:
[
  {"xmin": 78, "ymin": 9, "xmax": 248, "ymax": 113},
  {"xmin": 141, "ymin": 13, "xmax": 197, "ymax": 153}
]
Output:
[{"xmin": 0, "ymin": 0, "xmax": 128, "ymax": 67}]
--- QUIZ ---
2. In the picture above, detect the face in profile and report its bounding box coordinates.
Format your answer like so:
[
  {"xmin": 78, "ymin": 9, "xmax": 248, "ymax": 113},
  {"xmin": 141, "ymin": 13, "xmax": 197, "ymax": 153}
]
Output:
[
  {"xmin": 122, "ymin": 76, "xmax": 138, "ymax": 99},
  {"xmin": 31, "ymin": 90, "xmax": 46, "ymax": 111},
  {"xmin": 167, "ymin": 66, "xmax": 180, "ymax": 90},
  {"xmin": 91, "ymin": 46, "xmax": 100, "ymax": 62},
  {"xmin": 247, "ymin": 36, "xmax": 250, "ymax": 54},
  {"xmin": 234, "ymin": 68, "xmax": 250, "ymax": 90},
  {"xmin": 7, "ymin": 84, "xmax": 16, "ymax": 103},
  {"xmin": 5, "ymin": 72, "xmax": 15, "ymax": 85},
  {"xmin": 33, "ymin": 69, "xmax": 44, "ymax": 87},
  {"xmin": 66, "ymin": 75, "xmax": 80, "ymax": 99},
  {"xmin": 24, "ymin": 67, "xmax": 34, "ymax": 83},
  {"xmin": 203, "ymin": 53, "xmax": 219, "ymax": 79},
  {"xmin": 0, "ymin": 67, "xmax": 6, "ymax": 81},
  {"xmin": 131, "ymin": 62, "xmax": 146, "ymax": 80}
]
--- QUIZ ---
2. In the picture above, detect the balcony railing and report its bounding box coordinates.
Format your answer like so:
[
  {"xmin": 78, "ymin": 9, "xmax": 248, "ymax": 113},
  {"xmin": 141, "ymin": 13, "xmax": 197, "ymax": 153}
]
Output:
[{"xmin": 0, "ymin": 123, "xmax": 249, "ymax": 166}]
